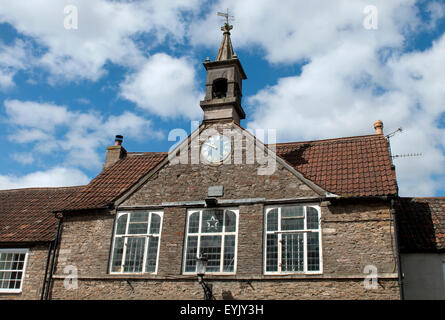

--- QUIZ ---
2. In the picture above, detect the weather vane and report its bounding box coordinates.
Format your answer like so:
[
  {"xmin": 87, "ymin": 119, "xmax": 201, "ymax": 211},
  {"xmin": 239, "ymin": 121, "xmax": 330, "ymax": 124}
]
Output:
[{"xmin": 217, "ymin": 9, "xmax": 235, "ymax": 26}]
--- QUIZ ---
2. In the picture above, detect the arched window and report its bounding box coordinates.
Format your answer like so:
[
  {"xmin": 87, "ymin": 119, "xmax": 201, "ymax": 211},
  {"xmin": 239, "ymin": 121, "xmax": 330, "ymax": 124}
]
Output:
[
  {"xmin": 110, "ymin": 211, "xmax": 163, "ymax": 274},
  {"xmin": 212, "ymin": 78, "xmax": 228, "ymax": 99},
  {"xmin": 264, "ymin": 205, "xmax": 321, "ymax": 274},
  {"xmin": 184, "ymin": 208, "xmax": 238, "ymax": 274}
]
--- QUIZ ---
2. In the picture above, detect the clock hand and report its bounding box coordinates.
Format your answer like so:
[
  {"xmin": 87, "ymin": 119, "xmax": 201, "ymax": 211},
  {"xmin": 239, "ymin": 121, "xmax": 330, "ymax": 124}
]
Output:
[{"xmin": 204, "ymin": 143, "xmax": 217, "ymax": 149}]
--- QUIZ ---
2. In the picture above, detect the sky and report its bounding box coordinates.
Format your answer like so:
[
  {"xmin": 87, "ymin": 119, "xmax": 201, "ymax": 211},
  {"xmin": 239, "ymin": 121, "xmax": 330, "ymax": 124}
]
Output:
[{"xmin": 0, "ymin": 0, "xmax": 444, "ymax": 197}]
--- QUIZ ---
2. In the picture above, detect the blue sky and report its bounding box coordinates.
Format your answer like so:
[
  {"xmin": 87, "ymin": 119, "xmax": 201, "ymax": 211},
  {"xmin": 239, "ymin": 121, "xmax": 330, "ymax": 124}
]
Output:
[{"xmin": 0, "ymin": 0, "xmax": 444, "ymax": 196}]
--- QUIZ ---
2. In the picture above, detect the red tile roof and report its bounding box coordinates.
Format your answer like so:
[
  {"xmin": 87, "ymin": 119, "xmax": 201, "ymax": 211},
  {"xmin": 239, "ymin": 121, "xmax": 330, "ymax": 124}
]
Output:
[
  {"xmin": 0, "ymin": 186, "xmax": 82, "ymax": 243},
  {"xmin": 61, "ymin": 133, "xmax": 397, "ymax": 212},
  {"xmin": 61, "ymin": 152, "xmax": 167, "ymax": 212},
  {"xmin": 396, "ymin": 197, "xmax": 445, "ymax": 253},
  {"xmin": 272, "ymin": 134, "xmax": 398, "ymax": 197}
]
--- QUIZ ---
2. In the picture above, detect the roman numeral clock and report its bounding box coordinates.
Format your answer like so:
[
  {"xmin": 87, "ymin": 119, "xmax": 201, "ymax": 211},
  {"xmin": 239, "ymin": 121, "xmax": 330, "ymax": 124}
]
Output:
[{"xmin": 201, "ymin": 135, "xmax": 232, "ymax": 164}]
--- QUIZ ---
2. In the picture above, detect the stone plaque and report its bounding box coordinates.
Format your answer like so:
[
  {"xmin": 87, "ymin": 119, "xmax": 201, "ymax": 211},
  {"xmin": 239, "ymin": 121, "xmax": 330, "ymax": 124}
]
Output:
[{"xmin": 208, "ymin": 186, "xmax": 224, "ymax": 197}]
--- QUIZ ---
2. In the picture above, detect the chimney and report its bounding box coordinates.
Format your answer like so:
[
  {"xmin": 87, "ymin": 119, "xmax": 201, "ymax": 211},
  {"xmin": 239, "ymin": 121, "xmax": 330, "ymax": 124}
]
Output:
[
  {"xmin": 374, "ymin": 120, "xmax": 383, "ymax": 135},
  {"xmin": 103, "ymin": 135, "xmax": 127, "ymax": 169}
]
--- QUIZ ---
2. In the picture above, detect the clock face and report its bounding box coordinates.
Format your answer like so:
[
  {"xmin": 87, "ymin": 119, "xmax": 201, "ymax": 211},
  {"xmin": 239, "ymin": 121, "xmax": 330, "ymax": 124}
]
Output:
[{"xmin": 201, "ymin": 135, "xmax": 232, "ymax": 163}]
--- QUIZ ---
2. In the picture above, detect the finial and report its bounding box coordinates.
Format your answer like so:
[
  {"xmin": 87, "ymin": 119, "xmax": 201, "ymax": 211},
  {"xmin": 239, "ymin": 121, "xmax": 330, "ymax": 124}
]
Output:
[{"xmin": 217, "ymin": 9, "xmax": 234, "ymax": 33}]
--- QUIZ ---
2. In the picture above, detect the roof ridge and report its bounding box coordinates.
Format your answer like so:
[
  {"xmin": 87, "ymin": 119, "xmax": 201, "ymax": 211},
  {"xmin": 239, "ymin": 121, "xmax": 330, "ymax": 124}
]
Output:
[
  {"xmin": 0, "ymin": 185, "xmax": 84, "ymax": 193},
  {"xmin": 127, "ymin": 151, "xmax": 168, "ymax": 156},
  {"xmin": 270, "ymin": 134, "xmax": 384, "ymax": 147},
  {"xmin": 409, "ymin": 197, "xmax": 445, "ymax": 200}
]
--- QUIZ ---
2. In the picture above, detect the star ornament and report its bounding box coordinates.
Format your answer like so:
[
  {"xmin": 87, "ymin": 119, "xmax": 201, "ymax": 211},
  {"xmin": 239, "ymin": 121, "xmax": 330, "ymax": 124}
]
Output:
[{"xmin": 206, "ymin": 216, "xmax": 219, "ymax": 230}]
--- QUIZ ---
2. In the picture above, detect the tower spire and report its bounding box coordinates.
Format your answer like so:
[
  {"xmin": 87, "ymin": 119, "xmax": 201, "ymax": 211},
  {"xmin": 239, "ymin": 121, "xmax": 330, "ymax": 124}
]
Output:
[{"xmin": 216, "ymin": 10, "xmax": 236, "ymax": 61}]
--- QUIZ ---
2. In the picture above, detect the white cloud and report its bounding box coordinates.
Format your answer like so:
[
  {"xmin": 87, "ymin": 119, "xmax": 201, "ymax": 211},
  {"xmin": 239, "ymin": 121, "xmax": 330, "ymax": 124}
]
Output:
[
  {"xmin": 0, "ymin": 167, "xmax": 89, "ymax": 190},
  {"xmin": 120, "ymin": 53, "xmax": 203, "ymax": 119},
  {"xmin": 10, "ymin": 153, "xmax": 34, "ymax": 165},
  {"xmin": 0, "ymin": 0, "xmax": 200, "ymax": 83},
  {"xmin": 191, "ymin": 0, "xmax": 416, "ymax": 63},
  {"xmin": 3, "ymin": 99, "xmax": 160, "ymax": 169},
  {"xmin": 0, "ymin": 39, "xmax": 32, "ymax": 89}
]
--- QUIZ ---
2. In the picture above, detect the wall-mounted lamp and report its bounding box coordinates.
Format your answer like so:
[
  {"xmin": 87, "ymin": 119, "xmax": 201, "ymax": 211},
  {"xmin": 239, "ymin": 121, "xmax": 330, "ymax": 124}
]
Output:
[{"xmin": 196, "ymin": 253, "xmax": 214, "ymax": 300}]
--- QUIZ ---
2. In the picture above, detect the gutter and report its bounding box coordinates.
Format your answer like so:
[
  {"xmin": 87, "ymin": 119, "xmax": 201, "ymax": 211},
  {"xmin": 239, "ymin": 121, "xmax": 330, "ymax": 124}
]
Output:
[{"xmin": 43, "ymin": 213, "xmax": 63, "ymax": 300}]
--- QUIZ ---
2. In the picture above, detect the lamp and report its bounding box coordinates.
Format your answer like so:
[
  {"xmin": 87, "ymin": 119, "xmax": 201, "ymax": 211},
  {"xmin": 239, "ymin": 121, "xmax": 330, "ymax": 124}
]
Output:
[
  {"xmin": 196, "ymin": 253, "xmax": 213, "ymax": 300},
  {"xmin": 196, "ymin": 253, "xmax": 208, "ymax": 277}
]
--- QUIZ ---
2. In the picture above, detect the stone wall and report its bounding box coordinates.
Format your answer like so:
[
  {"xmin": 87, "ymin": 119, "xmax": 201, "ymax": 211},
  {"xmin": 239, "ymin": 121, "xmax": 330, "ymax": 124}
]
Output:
[
  {"xmin": 0, "ymin": 244, "xmax": 49, "ymax": 300},
  {"xmin": 51, "ymin": 278, "xmax": 399, "ymax": 300},
  {"xmin": 50, "ymin": 199, "xmax": 400, "ymax": 299}
]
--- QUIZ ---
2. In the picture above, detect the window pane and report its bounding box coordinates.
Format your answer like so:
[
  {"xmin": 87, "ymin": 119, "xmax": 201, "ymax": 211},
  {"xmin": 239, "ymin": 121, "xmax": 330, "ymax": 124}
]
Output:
[
  {"xmin": 266, "ymin": 209, "xmax": 278, "ymax": 231},
  {"xmin": 128, "ymin": 212, "xmax": 149, "ymax": 234},
  {"xmin": 281, "ymin": 217, "xmax": 304, "ymax": 231},
  {"xmin": 307, "ymin": 207, "xmax": 319, "ymax": 229},
  {"xmin": 200, "ymin": 235, "xmax": 222, "ymax": 272},
  {"xmin": 123, "ymin": 237, "xmax": 145, "ymax": 272},
  {"xmin": 281, "ymin": 233, "xmax": 304, "ymax": 272},
  {"xmin": 0, "ymin": 252, "xmax": 26, "ymax": 291},
  {"xmin": 201, "ymin": 210, "xmax": 223, "ymax": 233},
  {"xmin": 145, "ymin": 237, "xmax": 159, "ymax": 273},
  {"xmin": 185, "ymin": 236, "xmax": 198, "ymax": 272},
  {"xmin": 223, "ymin": 235, "xmax": 236, "ymax": 272},
  {"xmin": 224, "ymin": 211, "xmax": 236, "ymax": 232},
  {"xmin": 116, "ymin": 214, "xmax": 128, "ymax": 235},
  {"xmin": 111, "ymin": 237, "xmax": 125, "ymax": 272},
  {"xmin": 266, "ymin": 234, "xmax": 278, "ymax": 272},
  {"xmin": 307, "ymin": 232, "xmax": 320, "ymax": 271},
  {"xmin": 188, "ymin": 212, "xmax": 200, "ymax": 233},
  {"xmin": 149, "ymin": 213, "xmax": 161, "ymax": 234},
  {"xmin": 281, "ymin": 206, "xmax": 304, "ymax": 218}
]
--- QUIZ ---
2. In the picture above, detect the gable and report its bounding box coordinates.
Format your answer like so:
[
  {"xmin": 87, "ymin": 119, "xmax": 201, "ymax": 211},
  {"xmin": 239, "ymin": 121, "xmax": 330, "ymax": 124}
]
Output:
[{"xmin": 119, "ymin": 122, "xmax": 322, "ymax": 207}]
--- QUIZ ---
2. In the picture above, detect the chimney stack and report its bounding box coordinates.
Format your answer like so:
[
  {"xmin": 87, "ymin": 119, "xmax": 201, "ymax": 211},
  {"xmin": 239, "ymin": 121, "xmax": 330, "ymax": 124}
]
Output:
[
  {"xmin": 374, "ymin": 120, "xmax": 383, "ymax": 135},
  {"xmin": 104, "ymin": 135, "xmax": 127, "ymax": 169}
]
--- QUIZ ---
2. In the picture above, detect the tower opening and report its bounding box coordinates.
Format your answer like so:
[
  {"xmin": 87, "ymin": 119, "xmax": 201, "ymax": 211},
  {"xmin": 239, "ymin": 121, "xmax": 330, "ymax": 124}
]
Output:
[{"xmin": 212, "ymin": 78, "xmax": 228, "ymax": 99}]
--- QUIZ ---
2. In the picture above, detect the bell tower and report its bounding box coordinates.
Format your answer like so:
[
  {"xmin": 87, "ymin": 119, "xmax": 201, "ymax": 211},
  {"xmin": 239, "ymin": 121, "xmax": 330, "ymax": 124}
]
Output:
[{"xmin": 200, "ymin": 20, "xmax": 247, "ymax": 124}]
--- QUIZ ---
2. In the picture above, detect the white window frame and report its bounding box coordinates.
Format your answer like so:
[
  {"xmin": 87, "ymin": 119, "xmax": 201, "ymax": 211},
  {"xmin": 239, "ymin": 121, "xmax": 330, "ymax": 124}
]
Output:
[
  {"xmin": 183, "ymin": 208, "xmax": 239, "ymax": 275},
  {"xmin": 263, "ymin": 204, "xmax": 323, "ymax": 275},
  {"xmin": 109, "ymin": 210, "xmax": 163, "ymax": 275},
  {"xmin": 0, "ymin": 248, "xmax": 29, "ymax": 293}
]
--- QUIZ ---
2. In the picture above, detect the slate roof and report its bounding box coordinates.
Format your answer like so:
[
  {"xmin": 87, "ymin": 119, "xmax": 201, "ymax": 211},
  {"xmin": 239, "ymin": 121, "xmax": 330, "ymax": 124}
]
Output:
[
  {"xmin": 273, "ymin": 134, "xmax": 398, "ymax": 197},
  {"xmin": 396, "ymin": 197, "xmax": 445, "ymax": 253},
  {"xmin": 0, "ymin": 186, "xmax": 82, "ymax": 243},
  {"xmin": 60, "ymin": 152, "xmax": 167, "ymax": 212}
]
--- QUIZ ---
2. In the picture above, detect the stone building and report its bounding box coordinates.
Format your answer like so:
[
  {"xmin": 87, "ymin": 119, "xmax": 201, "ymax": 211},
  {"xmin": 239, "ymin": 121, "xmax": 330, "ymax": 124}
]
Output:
[
  {"xmin": 2, "ymin": 21, "xmax": 438, "ymax": 300},
  {"xmin": 396, "ymin": 197, "xmax": 445, "ymax": 299}
]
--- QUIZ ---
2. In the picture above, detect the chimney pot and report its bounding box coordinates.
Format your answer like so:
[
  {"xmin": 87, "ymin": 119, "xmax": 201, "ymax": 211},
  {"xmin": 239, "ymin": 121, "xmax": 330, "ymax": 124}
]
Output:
[
  {"xmin": 114, "ymin": 135, "xmax": 123, "ymax": 146},
  {"xmin": 104, "ymin": 135, "xmax": 126, "ymax": 169},
  {"xmin": 374, "ymin": 120, "xmax": 383, "ymax": 135}
]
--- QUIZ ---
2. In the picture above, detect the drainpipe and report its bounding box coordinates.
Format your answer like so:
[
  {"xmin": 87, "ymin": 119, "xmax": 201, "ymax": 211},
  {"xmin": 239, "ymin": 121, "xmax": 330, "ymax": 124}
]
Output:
[
  {"xmin": 40, "ymin": 241, "xmax": 53, "ymax": 300},
  {"xmin": 44, "ymin": 213, "xmax": 63, "ymax": 300},
  {"xmin": 391, "ymin": 198, "xmax": 404, "ymax": 300}
]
